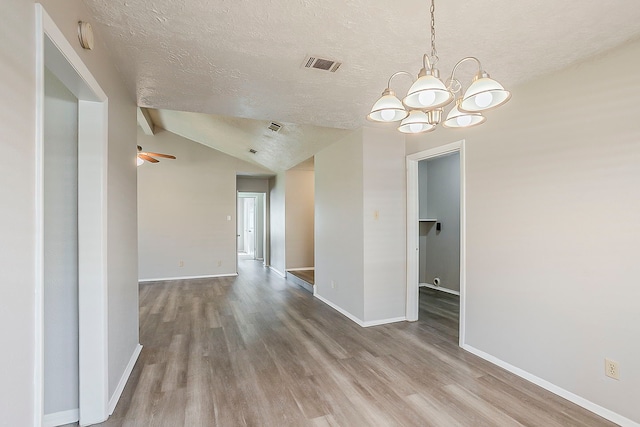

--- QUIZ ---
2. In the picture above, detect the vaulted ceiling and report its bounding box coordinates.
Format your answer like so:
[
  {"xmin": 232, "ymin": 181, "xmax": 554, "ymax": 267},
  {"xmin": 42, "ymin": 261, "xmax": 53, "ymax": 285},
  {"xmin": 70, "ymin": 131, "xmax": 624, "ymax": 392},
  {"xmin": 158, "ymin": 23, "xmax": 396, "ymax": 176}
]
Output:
[{"xmin": 84, "ymin": 0, "xmax": 640, "ymax": 171}]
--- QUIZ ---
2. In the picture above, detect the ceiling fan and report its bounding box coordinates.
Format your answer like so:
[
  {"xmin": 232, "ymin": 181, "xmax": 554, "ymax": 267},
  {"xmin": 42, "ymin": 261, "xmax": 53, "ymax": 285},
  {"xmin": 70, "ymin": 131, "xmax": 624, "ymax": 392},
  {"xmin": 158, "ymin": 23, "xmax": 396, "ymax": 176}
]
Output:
[{"xmin": 137, "ymin": 145, "xmax": 176, "ymax": 165}]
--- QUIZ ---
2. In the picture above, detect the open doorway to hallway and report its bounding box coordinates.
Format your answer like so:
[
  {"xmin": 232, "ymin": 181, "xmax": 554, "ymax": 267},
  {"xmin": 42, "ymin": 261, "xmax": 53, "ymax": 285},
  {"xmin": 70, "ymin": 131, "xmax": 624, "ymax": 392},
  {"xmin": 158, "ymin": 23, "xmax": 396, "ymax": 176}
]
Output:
[{"xmin": 237, "ymin": 192, "xmax": 266, "ymax": 263}]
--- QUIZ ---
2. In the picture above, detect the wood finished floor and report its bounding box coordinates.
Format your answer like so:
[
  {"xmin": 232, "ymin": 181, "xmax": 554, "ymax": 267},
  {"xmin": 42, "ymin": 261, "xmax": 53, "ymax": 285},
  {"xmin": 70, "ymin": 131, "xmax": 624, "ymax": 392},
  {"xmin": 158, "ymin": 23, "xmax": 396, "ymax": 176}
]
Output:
[
  {"xmin": 87, "ymin": 260, "xmax": 615, "ymax": 427},
  {"xmin": 288, "ymin": 269, "xmax": 315, "ymax": 285}
]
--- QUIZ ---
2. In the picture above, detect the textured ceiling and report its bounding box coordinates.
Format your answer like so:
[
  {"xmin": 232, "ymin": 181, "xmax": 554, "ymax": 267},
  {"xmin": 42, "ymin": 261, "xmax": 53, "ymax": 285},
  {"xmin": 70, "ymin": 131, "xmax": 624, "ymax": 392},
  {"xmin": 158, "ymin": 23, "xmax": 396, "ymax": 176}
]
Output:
[
  {"xmin": 148, "ymin": 109, "xmax": 346, "ymax": 172},
  {"xmin": 84, "ymin": 0, "xmax": 640, "ymax": 168}
]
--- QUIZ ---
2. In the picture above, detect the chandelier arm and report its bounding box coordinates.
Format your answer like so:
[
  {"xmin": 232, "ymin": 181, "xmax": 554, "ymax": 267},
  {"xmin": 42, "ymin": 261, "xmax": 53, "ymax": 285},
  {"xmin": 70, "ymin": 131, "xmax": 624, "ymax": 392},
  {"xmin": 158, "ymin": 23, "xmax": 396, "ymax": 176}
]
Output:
[
  {"xmin": 448, "ymin": 56, "xmax": 483, "ymax": 84},
  {"xmin": 387, "ymin": 70, "xmax": 415, "ymax": 88}
]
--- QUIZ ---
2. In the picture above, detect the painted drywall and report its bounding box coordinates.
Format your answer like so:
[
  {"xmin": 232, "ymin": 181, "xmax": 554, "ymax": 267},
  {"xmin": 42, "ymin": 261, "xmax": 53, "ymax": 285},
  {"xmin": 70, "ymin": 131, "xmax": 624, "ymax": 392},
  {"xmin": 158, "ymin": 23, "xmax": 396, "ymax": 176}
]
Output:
[
  {"xmin": 315, "ymin": 127, "xmax": 406, "ymax": 324},
  {"xmin": 418, "ymin": 154, "xmax": 461, "ymax": 292},
  {"xmin": 0, "ymin": 0, "xmax": 140, "ymax": 422},
  {"xmin": 269, "ymin": 172, "xmax": 287, "ymax": 276},
  {"xmin": 138, "ymin": 128, "xmax": 271, "ymax": 280},
  {"xmin": 361, "ymin": 127, "xmax": 407, "ymax": 322},
  {"xmin": 0, "ymin": 1, "xmax": 37, "ymax": 422},
  {"xmin": 237, "ymin": 177, "xmax": 270, "ymax": 193},
  {"xmin": 43, "ymin": 68, "xmax": 79, "ymax": 415},
  {"xmin": 285, "ymin": 169, "xmax": 315, "ymax": 269},
  {"xmin": 406, "ymin": 39, "xmax": 640, "ymax": 424},
  {"xmin": 315, "ymin": 129, "xmax": 365, "ymax": 320}
]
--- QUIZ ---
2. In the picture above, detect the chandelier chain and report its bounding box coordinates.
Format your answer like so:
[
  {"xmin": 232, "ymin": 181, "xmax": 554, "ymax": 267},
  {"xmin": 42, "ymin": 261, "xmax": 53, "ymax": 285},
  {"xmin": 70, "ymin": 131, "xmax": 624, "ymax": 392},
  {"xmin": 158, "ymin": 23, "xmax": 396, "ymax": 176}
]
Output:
[{"xmin": 430, "ymin": 0, "xmax": 438, "ymax": 65}]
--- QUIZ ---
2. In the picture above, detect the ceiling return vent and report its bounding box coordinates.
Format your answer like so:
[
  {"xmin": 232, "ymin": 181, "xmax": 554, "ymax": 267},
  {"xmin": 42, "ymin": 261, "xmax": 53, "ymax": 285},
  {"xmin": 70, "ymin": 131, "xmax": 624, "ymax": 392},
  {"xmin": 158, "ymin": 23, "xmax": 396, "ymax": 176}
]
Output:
[
  {"xmin": 303, "ymin": 55, "xmax": 342, "ymax": 73},
  {"xmin": 268, "ymin": 122, "xmax": 282, "ymax": 132}
]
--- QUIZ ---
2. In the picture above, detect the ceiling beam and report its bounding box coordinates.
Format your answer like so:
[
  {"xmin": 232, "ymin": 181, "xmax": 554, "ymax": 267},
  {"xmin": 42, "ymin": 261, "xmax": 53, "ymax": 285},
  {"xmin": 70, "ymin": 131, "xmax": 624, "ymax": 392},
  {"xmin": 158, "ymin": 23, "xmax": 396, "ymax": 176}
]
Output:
[{"xmin": 137, "ymin": 107, "xmax": 155, "ymax": 135}]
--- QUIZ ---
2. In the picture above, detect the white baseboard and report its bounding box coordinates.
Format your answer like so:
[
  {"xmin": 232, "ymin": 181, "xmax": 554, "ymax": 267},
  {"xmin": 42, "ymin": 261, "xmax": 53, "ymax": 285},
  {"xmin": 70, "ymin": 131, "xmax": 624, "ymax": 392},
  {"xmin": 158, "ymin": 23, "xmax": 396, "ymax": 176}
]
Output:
[
  {"xmin": 109, "ymin": 343, "xmax": 143, "ymax": 415},
  {"xmin": 362, "ymin": 316, "xmax": 407, "ymax": 327},
  {"xmin": 43, "ymin": 408, "xmax": 78, "ymax": 427},
  {"xmin": 314, "ymin": 294, "xmax": 406, "ymax": 328},
  {"xmin": 269, "ymin": 266, "xmax": 286, "ymax": 278},
  {"xmin": 419, "ymin": 283, "xmax": 460, "ymax": 296},
  {"xmin": 314, "ymin": 294, "xmax": 365, "ymax": 326},
  {"xmin": 462, "ymin": 344, "xmax": 639, "ymax": 427},
  {"xmin": 286, "ymin": 267, "xmax": 315, "ymax": 271},
  {"xmin": 139, "ymin": 273, "xmax": 237, "ymax": 282}
]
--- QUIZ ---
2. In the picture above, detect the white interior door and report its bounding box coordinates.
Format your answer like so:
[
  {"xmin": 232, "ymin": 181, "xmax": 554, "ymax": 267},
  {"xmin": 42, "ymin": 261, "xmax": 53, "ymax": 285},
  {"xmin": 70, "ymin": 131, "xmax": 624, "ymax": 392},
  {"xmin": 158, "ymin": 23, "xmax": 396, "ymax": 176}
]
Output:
[{"xmin": 244, "ymin": 197, "xmax": 256, "ymax": 258}]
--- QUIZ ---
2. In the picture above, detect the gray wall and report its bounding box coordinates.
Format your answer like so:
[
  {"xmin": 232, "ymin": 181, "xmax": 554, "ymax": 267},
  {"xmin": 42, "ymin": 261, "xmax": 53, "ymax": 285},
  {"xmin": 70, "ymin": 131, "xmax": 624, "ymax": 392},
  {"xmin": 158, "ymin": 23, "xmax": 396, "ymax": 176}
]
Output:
[
  {"xmin": 137, "ymin": 129, "xmax": 271, "ymax": 280},
  {"xmin": 269, "ymin": 172, "xmax": 287, "ymax": 275},
  {"xmin": 0, "ymin": 0, "xmax": 140, "ymax": 422},
  {"xmin": 315, "ymin": 129, "xmax": 365, "ymax": 319},
  {"xmin": 43, "ymin": 68, "xmax": 79, "ymax": 415},
  {"xmin": 418, "ymin": 153, "xmax": 460, "ymax": 292},
  {"xmin": 406, "ymin": 39, "xmax": 640, "ymax": 423},
  {"xmin": 315, "ymin": 127, "xmax": 406, "ymax": 323}
]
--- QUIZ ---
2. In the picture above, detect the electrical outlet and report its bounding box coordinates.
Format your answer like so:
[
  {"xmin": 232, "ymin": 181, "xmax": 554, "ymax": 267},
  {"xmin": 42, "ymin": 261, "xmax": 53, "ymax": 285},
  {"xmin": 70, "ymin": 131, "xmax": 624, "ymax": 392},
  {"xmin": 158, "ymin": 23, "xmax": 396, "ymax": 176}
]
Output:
[
  {"xmin": 605, "ymin": 358, "xmax": 619, "ymax": 380},
  {"xmin": 178, "ymin": 260, "xmax": 184, "ymax": 267},
  {"xmin": 331, "ymin": 280, "xmax": 336, "ymax": 289}
]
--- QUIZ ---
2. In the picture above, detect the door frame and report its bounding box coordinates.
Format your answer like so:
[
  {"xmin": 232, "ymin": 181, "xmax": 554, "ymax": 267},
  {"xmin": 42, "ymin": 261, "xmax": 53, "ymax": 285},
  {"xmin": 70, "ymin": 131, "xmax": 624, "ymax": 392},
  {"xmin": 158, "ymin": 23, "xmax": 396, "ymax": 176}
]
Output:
[
  {"xmin": 406, "ymin": 140, "xmax": 467, "ymax": 346},
  {"xmin": 236, "ymin": 192, "xmax": 267, "ymax": 267},
  {"xmin": 35, "ymin": 4, "xmax": 109, "ymax": 425}
]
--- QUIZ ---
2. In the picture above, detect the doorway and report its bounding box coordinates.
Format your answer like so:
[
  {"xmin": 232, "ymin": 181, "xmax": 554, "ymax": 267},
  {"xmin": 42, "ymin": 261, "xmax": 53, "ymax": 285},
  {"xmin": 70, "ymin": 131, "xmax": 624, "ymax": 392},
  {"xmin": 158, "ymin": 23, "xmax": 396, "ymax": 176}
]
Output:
[
  {"xmin": 36, "ymin": 5, "xmax": 109, "ymax": 426},
  {"xmin": 406, "ymin": 140, "xmax": 466, "ymax": 346},
  {"xmin": 237, "ymin": 192, "xmax": 266, "ymax": 264}
]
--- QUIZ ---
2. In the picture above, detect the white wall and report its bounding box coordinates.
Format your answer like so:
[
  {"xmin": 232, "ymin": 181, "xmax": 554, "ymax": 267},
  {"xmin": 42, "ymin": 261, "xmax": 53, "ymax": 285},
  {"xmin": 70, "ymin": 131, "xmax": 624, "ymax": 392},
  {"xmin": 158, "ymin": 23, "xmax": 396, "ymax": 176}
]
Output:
[
  {"xmin": 285, "ymin": 170, "xmax": 315, "ymax": 269},
  {"xmin": 43, "ymin": 68, "xmax": 79, "ymax": 415},
  {"xmin": 237, "ymin": 177, "xmax": 270, "ymax": 193},
  {"xmin": 315, "ymin": 129, "xmax": 365, "ymax": 319},
  {"xmin": 269, "ymin": 172, "xmax": 287, "ymax": 275},
  {"xmin": 315, "ymin": 127, "xmax": 406, "ymax": 324},
  {"xmin": 362, "ymin": 127, "xmax": 407, "ymax": 322},
  {"xmin": 406, "ymin": 39, "xmax": 640, "ymax": 424},
  {"xmin": 138, "ymin": 129, "xmax": 272, "ymax": 280},
  {"xmin": 0, "ymin": 0, "xmax": 140, "ymax": 423},
  {"xmin": 0, "ymin": 1, "xmax": 38, "ymax": 422}
]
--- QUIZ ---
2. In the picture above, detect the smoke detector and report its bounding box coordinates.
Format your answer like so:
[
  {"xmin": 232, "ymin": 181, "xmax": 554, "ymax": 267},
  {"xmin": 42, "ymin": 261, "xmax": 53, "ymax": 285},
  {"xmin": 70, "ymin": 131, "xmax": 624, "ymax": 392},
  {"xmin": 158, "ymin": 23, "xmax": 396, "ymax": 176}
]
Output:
[{"xmin": 302, "ymin": 55, "xmax": 342, "ymax": 73}]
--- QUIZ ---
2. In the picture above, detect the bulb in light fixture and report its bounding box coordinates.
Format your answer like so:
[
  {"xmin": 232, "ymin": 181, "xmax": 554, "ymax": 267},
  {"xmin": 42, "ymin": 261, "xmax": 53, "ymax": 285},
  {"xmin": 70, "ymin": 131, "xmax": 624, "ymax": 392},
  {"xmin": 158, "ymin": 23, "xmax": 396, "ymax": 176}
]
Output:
[
  {"xmin": 418, "ymin": 91, "xmax": 436, "ymax": 107},
  {"xmin": 456, "ymin": 115, "xmax": 472, "ymax": 127},
  {"xmin": 380, "ymin": 109, "xmax": 395, "ymax": 121},
  {"xmin": 474, "ymin": 92, "xmax": 493, "ymax": 108},
  {"xmin": 409, "ymin": 123, "xmax": 424, "ymax": 133},
  {"xmin": 136, "ymin": 157, "xmax": 144, "ymax": 166}
]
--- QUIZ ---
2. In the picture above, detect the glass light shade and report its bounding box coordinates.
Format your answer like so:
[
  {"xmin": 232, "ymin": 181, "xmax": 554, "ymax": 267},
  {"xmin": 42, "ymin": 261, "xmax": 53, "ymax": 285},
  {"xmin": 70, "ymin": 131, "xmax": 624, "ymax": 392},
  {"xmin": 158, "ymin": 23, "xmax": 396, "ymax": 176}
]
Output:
[
  {"xmin": 136, "ymin": 156, "xmax": 144, "ymax": 166},
  {"xmin": 367, "ymin": 89, "xmax": 409, "ymax": 122},
  {"xmin": 460, "ymin": 74, "xmax": 511, "ymax": 112},
  {"xmin": 443, "ymin": 102, "xmax": 486, "ymax": 128},
  {"xmin": 403, "ymin": 70, "xmax": 453, "ymax": 109},
  {"xmin": 398, "ymin": 111, "xmax": 436, "ymax": 134}
]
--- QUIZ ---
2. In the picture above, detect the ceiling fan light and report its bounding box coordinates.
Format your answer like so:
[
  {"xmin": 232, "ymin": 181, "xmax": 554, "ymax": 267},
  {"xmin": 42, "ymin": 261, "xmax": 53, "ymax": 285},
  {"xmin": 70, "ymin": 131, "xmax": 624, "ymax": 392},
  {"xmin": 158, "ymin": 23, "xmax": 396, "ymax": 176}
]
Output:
[
  {"xmin": 136, "ymin": 156, "xmax": 144, "ymax": 166},
  {"xmin": 367, "ymin": 88, "xmax": 409, "ymax": 122},
  {"xmin": 398, "ymin": 110, "xmax": 436, "ymax": 134},
  {"xmin": 460, "ymin": 73, "xmax": 511, "ymax": 112},
  {"xmin": 443, "ymin": 101, "xmax": 486, "ymax": 128},
  {"xmin": 403, "ymin": 69, "xmax": 453, "ymax": 109}
]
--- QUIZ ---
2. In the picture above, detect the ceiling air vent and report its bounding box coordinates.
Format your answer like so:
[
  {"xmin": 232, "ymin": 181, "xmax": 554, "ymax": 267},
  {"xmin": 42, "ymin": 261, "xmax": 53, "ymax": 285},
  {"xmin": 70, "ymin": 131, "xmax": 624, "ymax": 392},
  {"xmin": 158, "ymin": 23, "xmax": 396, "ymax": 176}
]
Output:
[
  {"xmin": 268, "ymin": 122, "xmax": 282, "ymax": 132},
  {"xmin": 303, "ymin": 55, "xmax": 342, "ymax": 73}
]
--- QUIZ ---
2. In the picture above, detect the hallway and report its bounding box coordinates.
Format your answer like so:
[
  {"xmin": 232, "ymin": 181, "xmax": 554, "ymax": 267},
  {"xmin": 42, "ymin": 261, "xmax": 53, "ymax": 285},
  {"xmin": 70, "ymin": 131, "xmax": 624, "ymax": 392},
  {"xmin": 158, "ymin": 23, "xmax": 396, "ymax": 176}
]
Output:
[{"xmin": 92, "ymin": 260, "xmax": 613, "ymax": 426}]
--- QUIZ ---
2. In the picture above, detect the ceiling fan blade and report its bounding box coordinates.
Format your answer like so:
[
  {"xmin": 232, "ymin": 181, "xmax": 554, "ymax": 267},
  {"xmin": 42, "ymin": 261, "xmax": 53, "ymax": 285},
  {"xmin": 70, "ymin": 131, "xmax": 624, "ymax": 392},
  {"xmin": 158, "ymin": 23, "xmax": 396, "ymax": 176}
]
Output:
[
  {"xmin": 142, "ymin": 151, "xmax": 176, "ymax": 159},
  {"xmin": 139, "ymin": 153, "xmax": 159, "ymax": 163}
]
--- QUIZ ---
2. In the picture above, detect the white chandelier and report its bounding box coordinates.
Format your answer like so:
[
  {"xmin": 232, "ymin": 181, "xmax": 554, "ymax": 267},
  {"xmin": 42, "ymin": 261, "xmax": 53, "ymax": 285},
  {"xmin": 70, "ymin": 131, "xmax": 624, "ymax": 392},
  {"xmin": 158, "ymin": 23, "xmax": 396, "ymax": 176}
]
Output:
[{"xmin": 367, "ymin": 0, "xmax": 511, "ymax": 134}]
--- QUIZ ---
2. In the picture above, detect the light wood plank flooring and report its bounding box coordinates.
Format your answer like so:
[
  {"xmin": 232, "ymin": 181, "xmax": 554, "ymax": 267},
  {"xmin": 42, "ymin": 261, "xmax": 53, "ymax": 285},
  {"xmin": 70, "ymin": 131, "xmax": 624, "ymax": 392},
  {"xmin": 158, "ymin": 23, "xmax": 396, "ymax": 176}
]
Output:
[{"xmin": 87, "ymin": 259, "xmax": 613, "ymax": 426}]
